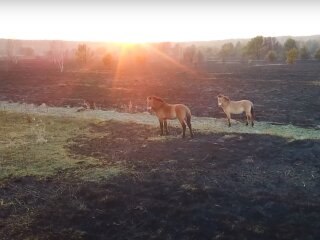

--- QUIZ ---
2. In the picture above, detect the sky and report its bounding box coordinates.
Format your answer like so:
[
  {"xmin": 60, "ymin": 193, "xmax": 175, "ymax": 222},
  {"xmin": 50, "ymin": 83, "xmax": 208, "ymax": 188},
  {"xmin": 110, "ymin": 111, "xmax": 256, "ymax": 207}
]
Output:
[{"xmin": 0, "ymin": 0, "xmax": 320, "ymax": 43}]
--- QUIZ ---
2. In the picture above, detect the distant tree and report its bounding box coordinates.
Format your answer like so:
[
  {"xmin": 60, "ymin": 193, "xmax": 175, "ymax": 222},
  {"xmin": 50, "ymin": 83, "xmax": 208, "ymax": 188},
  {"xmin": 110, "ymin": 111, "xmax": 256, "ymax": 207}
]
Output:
[
  {"xmin": 172, "ymin": 43, "xmax": 183, "ymax": 61},
  {"xmin": 263, "ymin": 37, "xmax": 279, "ymax": 50},
  {"xmin": 6, "ymin": 39, "xmax": 21, "ymax": 64},
  {"xmin": 193, "ymin": 50, "xmax": 204, "ymax": 68},
  {"xmin": 183, "ymin": 45, "xmax": 197, "ymax": 64},
  {"xmin": 305, "ymin": 40, "xmax": 320, "ymax": 56},
  {"xmin": 95, "ymin": 47, "xmax": 107, "ymax": 57},
  {"xmin": 157, "ymin": 42, "xmax": 171, "ymax": 53},
  {"xmin": 234, "ymin": 41, "xmax": 243, "ymax": 58},
  {"xmin": 48, "ymin": 41, "xmax": 66, "ymax": 72},
  {"xmin": 299, "ymin": 46, "xmax": 310, "ymax": 60},
  {"xmin": 245, "ymin": 36, "xmax": 264, "ymax": 59},
  {"xmin": 219, "ymin": 42, "xmax": 234, "ymax": 61},
  {"xmin": 315, "ymin": 49, "xmax": 320, "ymax": 61},
  {"xmin": 284, "ymin": 38, "xmax": 297, "ymax": 52},
  {"xmin": 205, "ymin": 47, "xmax": 213, "ymax": 56},
  {"xmin": 76, "ymin": 44, "xmax": 88, "ymax": 65},
  {"xmin": 20, "ymin": 47, "xmax": 34, "ymax": 57},
  {"xmin": 262, "ymin": 37, "xmax": 281, "ymax": 57},
  {"xmin": 286, "ymin": 48, "xmax": 298, "ymax": 64},
  {"xmin": 266, "ymin": 50, "xmax": 277, "ymax": 63},
  {"xmin": 102, "ymin": 53, "xmax": 113, "ymax": 68},
  {"xmin": 283, "ymin": 38, "xmax": 299, "ymax": 63}
]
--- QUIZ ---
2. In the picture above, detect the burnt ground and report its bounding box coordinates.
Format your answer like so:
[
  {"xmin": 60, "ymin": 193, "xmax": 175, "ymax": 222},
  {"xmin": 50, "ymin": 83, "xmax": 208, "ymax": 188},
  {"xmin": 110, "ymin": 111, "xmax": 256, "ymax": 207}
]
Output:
[
  {"xmin": 0, "ymin": 59, "xmax": 319, "ymax": 127},
  {"xmin": 0, "ymin": 59, "xmax": 320, "ymax": 239},
  {"xmin": 1, "ymin": 122, "xmax": 320, "ymax": 240}
]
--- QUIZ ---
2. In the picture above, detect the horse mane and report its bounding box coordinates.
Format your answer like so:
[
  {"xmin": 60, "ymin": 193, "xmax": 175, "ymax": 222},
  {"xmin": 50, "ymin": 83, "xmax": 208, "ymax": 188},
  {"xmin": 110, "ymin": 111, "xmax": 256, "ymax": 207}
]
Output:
[
  {"xmin": 152, "ymin": 96, "xmax": 166, "ymax": 103},
  {"xmin": 223, "ymin": 96, "xmax": 230, "ymax": 101},
  {"xmin": 217, "ymin": 94, "xmax": 230, "ymax": 102}
]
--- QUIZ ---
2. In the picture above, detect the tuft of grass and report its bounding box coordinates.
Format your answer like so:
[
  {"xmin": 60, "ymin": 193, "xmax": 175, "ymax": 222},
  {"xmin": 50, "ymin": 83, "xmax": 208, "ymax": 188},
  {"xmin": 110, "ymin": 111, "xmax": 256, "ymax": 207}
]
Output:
[
  {"xmin": 78, "ymin": 166, "xmax": 124, "ymax": 182},
  {"xmin": 180, "ymin": 184, "xmax": 198, "ymax": 191},
  {"xmin": 194, "ymin": 117, "xmax": 320, "ymax": 140},
  {"xmin": 0, "ymin": 111, "xmax": 126, "ymax": 181},
  {"xmin": 310, "ymin": 80, "xmax": 320, "ymax": 86}
]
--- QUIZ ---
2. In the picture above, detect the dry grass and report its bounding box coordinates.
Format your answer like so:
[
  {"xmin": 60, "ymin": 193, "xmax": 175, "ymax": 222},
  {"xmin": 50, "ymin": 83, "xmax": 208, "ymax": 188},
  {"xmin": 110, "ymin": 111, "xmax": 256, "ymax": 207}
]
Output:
[
  {"xmin": 310, "ymin": 80, "xmax": 320, "ymax": 86},
  {"xmin": 0, "ymin": 101, "xmax": 319, "ymax": 181},
  {"xmin": 0, "ymin": 110, "xmax": 126, "ymax": 181},
  {"xmin": 1, "ymin": 101, "xmax": 319, "ymax": 140}
]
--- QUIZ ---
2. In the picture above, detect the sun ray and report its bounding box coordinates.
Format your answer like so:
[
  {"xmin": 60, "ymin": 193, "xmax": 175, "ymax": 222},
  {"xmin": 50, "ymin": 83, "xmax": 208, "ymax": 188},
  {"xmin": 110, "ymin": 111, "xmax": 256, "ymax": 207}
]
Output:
[
  {"xmin": 114, "ymin": 44, "xmax": 127, "ymax": 83},
  {"xmin": 144, "ymin": 44, "xmax": 199, "ymax": 77}
]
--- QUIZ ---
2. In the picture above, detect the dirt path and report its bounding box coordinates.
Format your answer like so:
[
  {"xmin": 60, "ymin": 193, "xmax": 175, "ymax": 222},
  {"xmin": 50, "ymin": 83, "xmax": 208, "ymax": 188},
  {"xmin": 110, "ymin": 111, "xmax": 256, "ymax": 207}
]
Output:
[{"xmin": 1, "ymin": 101, "xmax": 319, "ymax": 140}]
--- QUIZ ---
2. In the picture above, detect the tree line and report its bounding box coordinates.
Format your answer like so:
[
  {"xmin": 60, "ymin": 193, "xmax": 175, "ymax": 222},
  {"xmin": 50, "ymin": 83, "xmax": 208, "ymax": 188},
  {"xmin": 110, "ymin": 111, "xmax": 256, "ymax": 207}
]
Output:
[
  {"xmin": 2, "ymin": 36, "xmax": 320, "ymax": 73},
  {"xmin": 217, "ymin": 36, "xmax": 320, "ymax": 64}
]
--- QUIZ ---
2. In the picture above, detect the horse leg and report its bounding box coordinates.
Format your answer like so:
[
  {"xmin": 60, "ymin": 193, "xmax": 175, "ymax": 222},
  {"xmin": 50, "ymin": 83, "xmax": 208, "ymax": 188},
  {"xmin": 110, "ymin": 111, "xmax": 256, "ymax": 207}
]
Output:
[
  {"xmin": 164, "ymin": 120, "xmax": 169, "ymax": 135},
  {"xmin": 179, "ymin": 119, "xmax": 186, "ymax": 138},
  {"xmin": 226, "ymin": 113, "xmax": 231, "ymax": 127},
  {"xmin": 247, "ymin": 113, "xmax": 254, "ymax": 127},
  {"xmin": 251, "ymin": 106, "xmax": 255, "ymax": 127},
  {"xmin": 186, "ymin": 116, "xmax": 194, "ymax": 138},
  {"xmin": 246, "ymin": 114, "xmax": 249, "ymax": 126},
  {"xmin": 159, "ymin": 119, "xmax": 164, "ymax": 136}
]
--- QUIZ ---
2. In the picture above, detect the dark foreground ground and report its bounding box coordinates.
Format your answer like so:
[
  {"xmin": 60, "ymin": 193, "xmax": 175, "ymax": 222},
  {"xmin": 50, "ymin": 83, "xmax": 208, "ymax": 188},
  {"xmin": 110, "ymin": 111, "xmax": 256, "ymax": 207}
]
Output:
[
  {"xmin": 0, "ymin": 59, "xmax": 320, "ymax": 239},
  {"xmin": 1, "ymin": 122, "xmax": 320, "ymax": 240}
]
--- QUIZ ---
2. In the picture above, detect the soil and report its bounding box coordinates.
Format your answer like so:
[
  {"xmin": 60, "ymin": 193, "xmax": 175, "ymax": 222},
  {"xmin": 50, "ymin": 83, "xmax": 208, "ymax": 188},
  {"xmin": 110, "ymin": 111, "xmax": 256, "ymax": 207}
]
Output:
[
  {"xmin": 1, "ymin": 122, "xmax": 320, "ymax": 240},
  {"xmin": 0, "ymin": 59, "xmax": 319, "ymax": 127},
  {"xmin": 1, "ymin": 59, "xmax": 320, "ymax": 239}
]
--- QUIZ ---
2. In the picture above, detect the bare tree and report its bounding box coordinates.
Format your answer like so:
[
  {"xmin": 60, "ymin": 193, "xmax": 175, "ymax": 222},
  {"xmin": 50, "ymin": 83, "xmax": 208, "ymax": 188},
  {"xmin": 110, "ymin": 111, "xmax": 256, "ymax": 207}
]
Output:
[
  {"xmin": 314, "ymin": 49, "xmax": 320, "ymax": 61},
  {"xmin": 183, "ymin": 45, "xmax": 197, "ymax": 64},
  {"xmin": 49, "ymin": 41, "xmax": 66, "ymax": 72},
  {"xmin": 219, "ymin": 42, "xmax": 234, "ymax": 61},
  {"xmin": 76, "ymin": 44, "xmax": 88, "ymax": 65},
  {"xmin": 245, "ymin": 36, "xmax": 264, "ymax": 60},
  {"xmin": 6, "ymin": 39, "xmax": 21, "ymax": 64}
]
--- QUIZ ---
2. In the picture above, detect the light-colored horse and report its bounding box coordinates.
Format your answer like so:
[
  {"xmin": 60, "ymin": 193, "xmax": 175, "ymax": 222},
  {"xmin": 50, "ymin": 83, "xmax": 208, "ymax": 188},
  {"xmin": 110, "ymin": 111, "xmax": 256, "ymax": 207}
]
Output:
[
  {"xmin": 217, "ymin": 94, "xmax": 254, "ymax": 127},
  {"xmin": 147, "ymin": 96, "xmax": 194, "ymax": 138}
]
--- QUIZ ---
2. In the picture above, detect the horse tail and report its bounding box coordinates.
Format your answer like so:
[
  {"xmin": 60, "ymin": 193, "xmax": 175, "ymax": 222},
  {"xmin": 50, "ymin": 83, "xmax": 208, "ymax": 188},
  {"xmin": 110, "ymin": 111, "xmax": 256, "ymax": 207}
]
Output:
[
  {"xmin": 186, "ymin": 108, "xmax": 192, "ymax": 125},
  {"xmin": 250, "ymin": 105, "xmax": 255, "ymax": 120}
]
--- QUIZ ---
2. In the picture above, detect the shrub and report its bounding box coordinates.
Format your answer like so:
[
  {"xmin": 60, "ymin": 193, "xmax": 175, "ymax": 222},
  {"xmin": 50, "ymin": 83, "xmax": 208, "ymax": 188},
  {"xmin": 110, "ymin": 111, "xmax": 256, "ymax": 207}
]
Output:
[
  {"xmin": 286, "ymin": 48, "xmax": 298, "ymax": 64},
  {"xmin": 315, "ymin": 49, "xmax": 320, "ymax": 61},
  {"xmin": 266, "ymin": 50, "xmax": 277, "ymax": 63}
]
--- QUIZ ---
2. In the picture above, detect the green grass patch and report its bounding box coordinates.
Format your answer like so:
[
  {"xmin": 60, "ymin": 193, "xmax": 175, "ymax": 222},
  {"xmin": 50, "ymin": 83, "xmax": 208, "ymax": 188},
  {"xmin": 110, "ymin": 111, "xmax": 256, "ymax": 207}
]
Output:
[
  {"xmin": 194, "ymin": 117, "xmax": 320, "ymax": 140},
  {"xmin": 0, "ymin": 110, "xmax": 125, "ymax": 181}
]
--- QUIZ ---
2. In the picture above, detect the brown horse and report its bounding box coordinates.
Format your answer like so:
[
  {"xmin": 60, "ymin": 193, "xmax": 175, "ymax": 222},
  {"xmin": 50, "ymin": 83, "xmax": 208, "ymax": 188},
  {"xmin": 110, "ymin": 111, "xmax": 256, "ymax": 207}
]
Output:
[
  {"xmin": 217, "ymin": 94, "xmax": 255, "ymax": 127},
  {"xmin": 147, "ymin": 96, "xmax": 194, "ymax": 138}
]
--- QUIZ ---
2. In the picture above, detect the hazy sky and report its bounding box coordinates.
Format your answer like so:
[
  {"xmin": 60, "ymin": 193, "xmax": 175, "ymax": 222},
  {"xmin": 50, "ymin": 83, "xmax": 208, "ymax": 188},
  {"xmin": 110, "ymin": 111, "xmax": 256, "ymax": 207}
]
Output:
[{"xmin": 1, "ymin": 0, "xmax": 319, "ymax": 42}]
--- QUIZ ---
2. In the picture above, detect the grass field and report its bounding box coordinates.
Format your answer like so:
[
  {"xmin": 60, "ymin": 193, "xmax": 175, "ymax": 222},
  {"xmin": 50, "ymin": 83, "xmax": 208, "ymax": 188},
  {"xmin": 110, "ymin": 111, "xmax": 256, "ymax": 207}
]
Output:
[
  {"xmin": 1, "ymin": 60, "xmax": 320, "ymax": 239},
  {"xmin": 1, "ymin": 101, "xmax": 319, "ymax": 186},
  {"xmin": 0, "ymin": 110, "xmax": 125, "ymax": 181}
]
